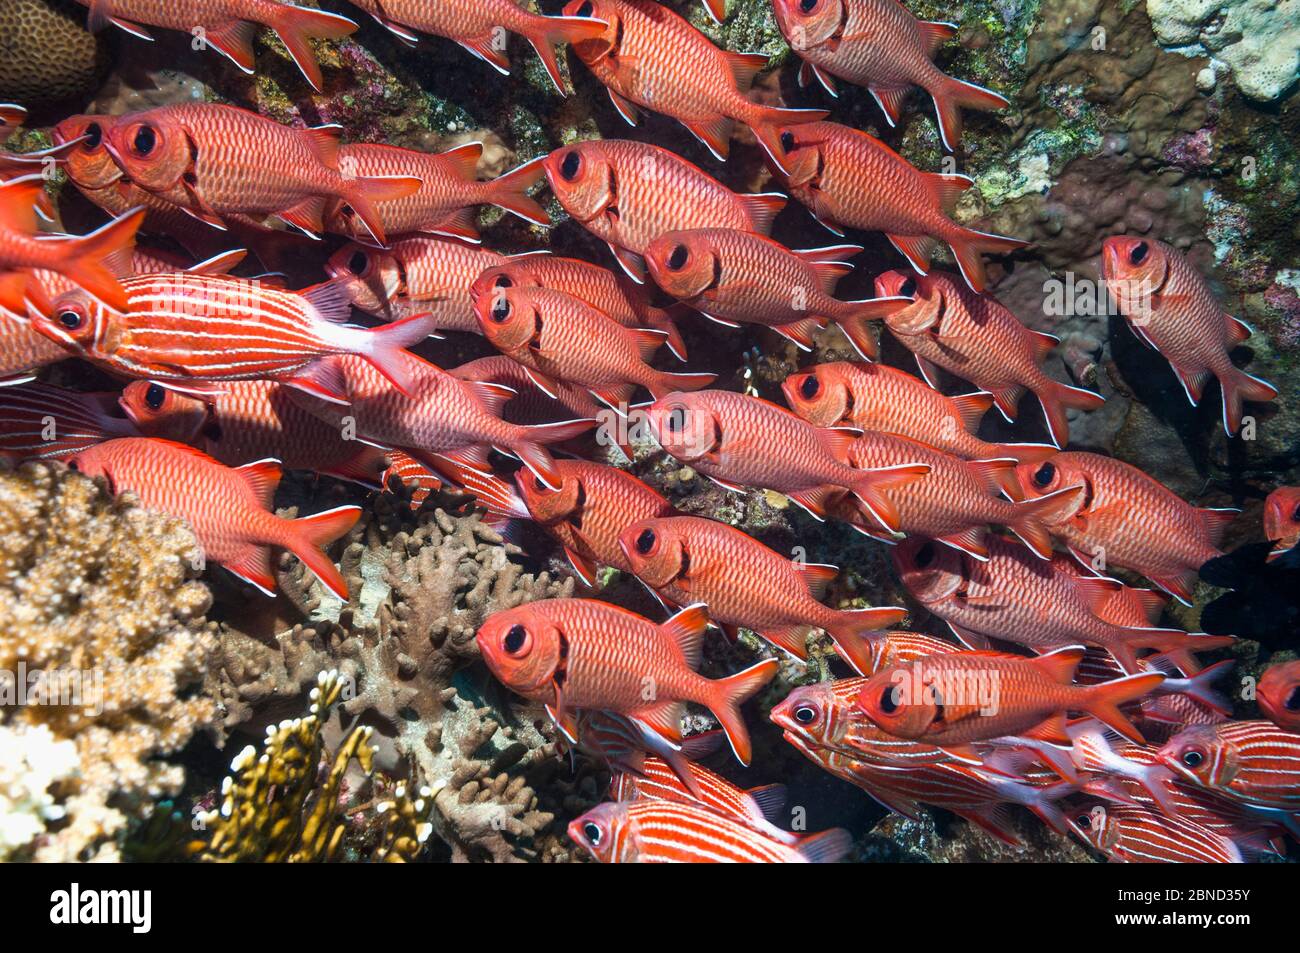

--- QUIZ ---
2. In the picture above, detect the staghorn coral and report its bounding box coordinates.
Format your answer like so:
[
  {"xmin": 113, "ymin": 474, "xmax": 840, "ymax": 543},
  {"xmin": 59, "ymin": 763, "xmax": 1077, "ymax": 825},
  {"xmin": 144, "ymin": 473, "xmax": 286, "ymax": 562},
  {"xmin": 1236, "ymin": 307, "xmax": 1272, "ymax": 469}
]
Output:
[{"xmin": 0, "ymin": 461, "xmax": 215, "ymax": 861}]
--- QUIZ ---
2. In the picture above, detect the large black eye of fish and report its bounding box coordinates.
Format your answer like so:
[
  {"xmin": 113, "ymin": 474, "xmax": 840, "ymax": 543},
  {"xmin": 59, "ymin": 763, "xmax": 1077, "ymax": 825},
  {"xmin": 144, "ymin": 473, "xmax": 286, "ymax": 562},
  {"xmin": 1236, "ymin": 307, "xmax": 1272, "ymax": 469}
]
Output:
[
  {"xmin": 635, "ymin": 529, "xmax": 656, "ymax": 555},
  {"xmin": 1284, "ymin": 686, "xmax": 1300, "ymax": 711},
  {"xmin": 899, "ymin": 277, "xmax": 918, "ymax": 298},
  {"xmin": 575, "ymin": 0, "xmax": 595, "ymax": 16},
  {"xmin": 504, "ymin": 624, "xmax": 527, "ymax": 655},
  {"xmin": 1130, "ymin": 241, "xmax": 1149, "ymax": 266},
  {"xmin": 800, "ymin": 374, "xmax": 819, "ymax": 399},
  {"xmin": 666, "ymin": 407, "xmax": 687, "ymax": 434},
  {"xmin": 491, "ymin": 298, "xmax": 511, "ymax": 323},
  {"xmin": 145, "ymin": 383, "xmax": 166, "ymax": 410},
  {"xmin": 780, "ymin": 131, "xmax": 795, "ymax": 153},
  {"xmin": 560, "ymin": 151, "xmax": 581, "ymax": 181},
  {"xmin": 582, "ymin": 822, "xmax": 602, "ymax": 845},
  {"xmin": 879, "ymin": 686, "xmax": 899, "ymax": 715},
  {"xmin": 667, "ymin": 244, "xmax": 689, "ymax": 271},
  {"xmin": 347, "ymin": 250, "xmax": 368, "ymax": 275},
  {"xmin": 58, "ymin": 310, "xmax": 82, "ymax": 330},
  {"xmin": 1074, "ymin": 814, "xmax": 1093, "ymax": 831},
  {"xmin": 84, "ymin": 122, "xmax": 103, "ymax": 149},
  {"xmin": 1291, "ymin": 502, "xmax": 1300, "ymax": 523},
  {"xmin": 1033, "ymin": 462, "xmax": 1056, "ymax": 488},
  {"xmin": 133, "ymin": 124, "xmax": 157, "ymax": 156},
  {"xmin": 800, "ymin": 0, "xmax": 818, "ymax": 11},
  {"xmin": 914, "ymin": 541, "xmax": 936, "ymax": 568},
  {"xmin": 1181, "ymin": 749, "xmax": 1205, "ymax": 769},
  {"xmin": 794, "ymin": 705, "xmax": 816, "ymax": 724}
]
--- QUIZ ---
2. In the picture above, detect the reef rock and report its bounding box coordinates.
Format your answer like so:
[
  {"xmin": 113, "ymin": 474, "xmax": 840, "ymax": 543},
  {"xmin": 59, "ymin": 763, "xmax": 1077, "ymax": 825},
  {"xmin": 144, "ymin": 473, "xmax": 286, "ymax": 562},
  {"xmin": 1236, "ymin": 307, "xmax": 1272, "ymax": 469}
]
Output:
[{"xmin": 1147, "ymin": 0, "xmax": 1299, "ymax": 101}]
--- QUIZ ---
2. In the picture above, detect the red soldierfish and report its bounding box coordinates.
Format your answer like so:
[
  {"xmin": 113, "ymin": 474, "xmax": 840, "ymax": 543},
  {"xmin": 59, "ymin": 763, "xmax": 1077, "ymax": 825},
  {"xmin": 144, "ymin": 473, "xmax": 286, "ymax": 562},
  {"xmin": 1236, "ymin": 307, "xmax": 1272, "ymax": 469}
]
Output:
[
  {"xmin": 471, "ymin": 283, "xmax": 716, "ymax": 406},
  {"xmin": 327, "ymin": 236, "xmax": 507, "ymax": 333},
  {"xmin": 345, "ymin": 0, "xmax": 608, "ymax": 95},
  {"xmin": 774, "ymin": 122, "xmax": 1026, "ymax": 292},
  {"xmin": 476, "ymin": 599, "xmax": 778, "ymax": 764},
  {"xmin": 643, "ymin": 228, "xmax": 906, "ymax": 359},
  {"xmin": 1015, "ymin": 451, "xmax": 1235, "ymax": 606},
  {"xmin": 891, "ymin": 536, "xmax": 1234, "ymax": 674},
  {"xmin": 855, "ymin": 646, "xmax": 1164, "ymax": 746},
  {"xmin": 876, "ymin": 270, "xmax": 1104, "ymax": 448},
  {"xmin": 69, "ymin": 437, "xmax": 360, "ymax": 598},
  {"xmin": 771, "ymin": 0, "xmax": 1009, "ymax": 150},
  {"xmin": 513, "ymin": 459, "xmax": 675, "ymax": 587},
  {"xmin": 1160, "ymin": 721, "xmax": 1300, "ymax": 812},
  {"xmin": 781, "ymin": 361, "xmax": 1056, "ymax": 465},
  {"xmin": 568, "ymin": 799, "xmax": 851, "ymax": 863},
  {"xmin": 1263, "ymin": 486, "xmax": 1300, "ymax": 563},
  {"xmin": 618, "ymin": 514, "xmax": 903, "ymax": 675},
  {"xmin": 644, "ymin": 389, "xmax": 930, "ymax": 532},
  {"xmin": 1102, "ymin": 236, "xmax": 1276, "ymax": 436},
  {"xmin": 1258, "ymin": 661, "xmax": 1300, "ymax": 733},
  {"xmin": 322, "ymin": 143, "xmax": 547, "ymax": 242},
  {"xmin": 75, "ymin": 0, "xmax": 356, "ymax": 91},
  {"xmin": 541, "ymin": 138, "xmax": 786, "ymax": 281},
  {"xmin": 473, "ymin": 253, "xmax": 688, "ymax": 360},
  {"xmin": 0, "ymin": 383, "xmax": 138, "ymax": 460},
  {"xmin": 448, "ymin": 355, "xmax": 602, "ymax": 426},
  {"xmin": 101, "ymin": 104, "xmax": 421, "ymax": 245},
  {"xmin": 561, "ymin": 0, "xmax": 826, "ymax": 173},
  {"xmin": 30, "ymin": 272, "xmax": 438, "ymax": 400}
]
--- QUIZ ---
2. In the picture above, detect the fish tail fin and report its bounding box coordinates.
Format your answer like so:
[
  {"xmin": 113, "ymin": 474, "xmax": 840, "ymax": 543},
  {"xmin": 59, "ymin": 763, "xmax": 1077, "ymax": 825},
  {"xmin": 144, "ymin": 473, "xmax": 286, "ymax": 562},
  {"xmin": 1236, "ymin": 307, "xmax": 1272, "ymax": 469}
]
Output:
[
  {"xmin": 509, "ymin": 418, "xmax": 596, "ymax": 489},
  {"xmin": 647, "ymin": 370, "xmax": 717, "ymax": 402},
  {"xmin": 265, "ymin": 4, "xmax": 358, "ymax": 91},
  {"xmin": 1173, "ymin": 657, "xmax": 1236, "ymax": 716},
  {"xmin": 1081, "ymin": 672, "xmax": 1165, "ymax": 744},
  {"xmin": 1008, "ymin": 483, "xmax": 1085, "ymax": 558},
  {"xmin": 945, "ymin": 226, "xmax": 1029, "ymax": 294},
  {"xmin": 1122, "ymin": 630, "xmax": 1235, "ymax": 676},
  {"xmin": 284, "ymin": 504, "xmax": 362, "ymax": 599},
  {"xmin": 360, "ymin": 313, "xmax": 441, "ymax": 393},
  {"xmin": 794, "ymin": 827, "xmax": 853, "ymax": 863},
  {"xmin": 836, "ymin": 296, "xmax": 910, "ymax": 360},
  {"xmin": 1038, "ymin": 380, "xmax": 1105, "ymax": 449},
  {"xmin": 707, "ymin": 659, "xmax": 779, "ymax": 766},
  {"xmin": 749, "ymin": 107, "xmax": 829, "ymax": 176},
  {"xmin": 62, "ymin": 207, "xmax": 145, "ymax": 312},
  {"xmin": 529, "ymin": 15, "xmax": 609, "ymax": 95},
  {"xmin": 848, "ymin": 462, "xmax": 931, "ymax": 534},
  {"xmin": 930, "ymin": 76, "xmax": 1009, "ymax": 152},
  {"xmin": 1218, "ymin": 365, "xmax": 1277, "ymax": 436},
  {"xmin": 484, "ymin": 156, "xmax": 549, "ymax": 226},
  {"xmin": 825, "ymin": 607, "xmax": 905, "ymax": 675},
  {"xmin": 342, "ymin": 174, "xmax": 423, "ymax": 247}
]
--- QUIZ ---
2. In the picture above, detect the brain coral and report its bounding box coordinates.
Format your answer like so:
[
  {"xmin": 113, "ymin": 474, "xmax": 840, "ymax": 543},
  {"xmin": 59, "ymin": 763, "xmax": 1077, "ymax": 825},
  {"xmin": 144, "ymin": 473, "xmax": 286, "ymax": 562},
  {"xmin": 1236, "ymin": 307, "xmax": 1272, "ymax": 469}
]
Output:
[
  {"xmin": 0, "ymin": 461, "xmax": 215, "ymax": 861},
  {"xmin": 0, "ymin": 0, "xmax": 110, "ymax": 110}
]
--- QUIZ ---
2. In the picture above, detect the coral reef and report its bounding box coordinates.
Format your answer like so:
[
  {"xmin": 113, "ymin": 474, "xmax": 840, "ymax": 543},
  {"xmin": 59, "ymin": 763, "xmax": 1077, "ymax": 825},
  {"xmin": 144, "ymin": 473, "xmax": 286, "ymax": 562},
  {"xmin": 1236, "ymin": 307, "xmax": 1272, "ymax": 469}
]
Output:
[
  {"xmin": 0, "ymin": 0, "xmax": 110, "ymax": 113},
  {"xmin": 1147, "ymin": 0, "xmax": 1299, "ymax": 101}
]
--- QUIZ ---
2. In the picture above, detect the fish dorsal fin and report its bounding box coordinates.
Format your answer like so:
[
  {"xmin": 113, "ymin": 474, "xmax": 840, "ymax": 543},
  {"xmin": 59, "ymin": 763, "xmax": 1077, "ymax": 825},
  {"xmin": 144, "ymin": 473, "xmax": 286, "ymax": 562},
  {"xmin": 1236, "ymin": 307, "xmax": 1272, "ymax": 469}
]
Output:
[
  {"xmin": 300, "ymin": 278, "xmax": 354, "ymax": 324},
  {"xmin": 660, "ymin": 602, "xmax": 709, "ymax": 670},
  {"xmin": 737, "ymin": 193, "xmax": 786, "ymax": 236},
  {"xmin": 1068, "ymin": 574, "xmax": 1125, "ymax": 616},
  {"xmin": 1197, "ymin": 507, "xmax": 1238, "ymax": 547},
  {"xmin": 1033, "ymin": 645, "xmax": 1085, "ymax": 684},
  {"xmin": 917, "ymin": 20, "xmax": 958, "ymax": 57},
  {"xmin": 236, "ymin": 458, "xmax": 283, "ymax": 509},
  {"xmin": 628, "ymin": 326, "xmax": 668, "ymax": 361},
  {"xmin": 744, "ymin": 783, "xmax": 787, "ymax": 822},
  {"xmin": 462, "ymin": 378, "xmax": 516, "ymax": 417},
  {"xmin": 794, "ymin": 561, "xmax": 838, "ymax": 600},
  {"xmin": 950, "ymin": 391, "xmax": 994, "ymax": 432},
  {"xmin": 723, "ymin": 50, "xmax": 769, "ymax": 92},
  {"xmin": 440, "ymin": 141, "xmax": 483, "ymax": 180},
  {"xmin": 303, "ymin": 124, "xmax": 344, "ymax": 169}
]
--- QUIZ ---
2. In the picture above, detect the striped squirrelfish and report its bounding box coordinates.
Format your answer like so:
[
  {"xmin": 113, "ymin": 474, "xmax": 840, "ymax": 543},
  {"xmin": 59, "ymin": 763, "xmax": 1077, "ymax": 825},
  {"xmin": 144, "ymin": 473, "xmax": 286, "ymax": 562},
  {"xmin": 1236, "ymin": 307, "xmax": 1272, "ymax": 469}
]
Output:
[
  {"xmin": 771, "ymin": 0, "xmax": 1009, "ymax": 150},
  {"xmin": 1160, "ymin": 721, "xmax": 1300, "ymax": 812},
  {"xmin": 74, "ymin": 0, "xmax": 356, "ymax": 91},
  {"xmin": 541, "ymin": 138, "xmax": 786, "ymax": 282},
  {"xmin": 0, "ymin": 382, "xmax": 138, "ymax": 460},
  {"xmin": 327, "ymin": 236, "xmax": 507, "ymax": 333},
  {"xmin": 1069, "ymin": 801, "xmax": 1247, "ymax": 864},
  {"xmin": 890, "ymin": 535, "xmax": 1234, "ymax": 674},
  {"xmin": 617, "ymin": 514, "xmax": 904, "ymax": 675},
  {"xmin": 568, "ymin": 799, "xmax": 851, "ymax": 862},
  {"xmin": 476, "ymin": 599, "xmax": 778, "ymax": 764},
  {"xmin": 0, "ymin": 309, "xmax": 71, "ymax": 386},
  {"xmin": 473, "ymin": 253, "xmax": 688, "ymax": 361},
  {"xmin": 68, "ymin": 437, "xmax": 360, "ymax": 598},
  {"xmin": 347, "ymin": 0, "xmax": 608, "ymax": 95},
  {"xmin": 643, "ymin": 228, "xmax": 907, "ymax": 360},
  {"xmin": 781, "ymin": 361, "xmax": 1056, "ymax": 465},
  {"xmin": 101, "ymin": 103, "xmax": 421, "ymax": 245},
  {"xmin": 1258, "ymin": 661, "xmax": 1300, "ymax": 733},
  {"xmin": 30, "ymin": 272, "xmax": 438, "ymax": 400},
  {"xmin": 322, "ymin": 143, "xmax": 547, "ymax": 242},
  {"xmin": 875, "ymin": 270, "xmax": 1104, "ymax": 448},
  {"xmin": 513, "ymin": 459, "xmax": 675, "ymax": 587},
  {"xmin": 819, "ymin": 431, "xmax": 1086, "ymax": 558},
  {"xmin": 1103, "ymin": 236, "xmax": 1276, "ymax": 436},
  {"xmin": 643, "ymin": 389, "xmax": 930, "ymax": 532},
  {"xmin": 560, "ymin": 0, "xmax": 826, "ymax": 174},
  {"xmin": 471, "ymin": 283, "xmax": 716, "ymax": 406},
  {"xmin": 573, "ymin": 712, "xmax": 725, "ymax": 798},
  {"xmin": 1015, "ymin": 451, "xmax": 1236, "ymax": 606},
  {"xmin": 772, "ymin": 122, "xmax": 1026, "ymax": 293},
  {"xmin": 855, "ymin": 646, "xmax": 1164, "ymax": 746},
  {"xmin": 1262, "ymin": 485, "xmax": 1300, "ymax": 563}
]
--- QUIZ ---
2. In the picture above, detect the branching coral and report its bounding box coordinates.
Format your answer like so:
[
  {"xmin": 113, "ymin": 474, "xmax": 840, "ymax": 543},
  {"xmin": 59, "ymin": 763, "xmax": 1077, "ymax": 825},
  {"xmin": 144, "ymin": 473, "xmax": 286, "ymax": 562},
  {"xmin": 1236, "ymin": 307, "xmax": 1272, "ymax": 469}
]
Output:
[{"xmin": 0, "ymin": 461, "xmax": 215, "ymax": 861}]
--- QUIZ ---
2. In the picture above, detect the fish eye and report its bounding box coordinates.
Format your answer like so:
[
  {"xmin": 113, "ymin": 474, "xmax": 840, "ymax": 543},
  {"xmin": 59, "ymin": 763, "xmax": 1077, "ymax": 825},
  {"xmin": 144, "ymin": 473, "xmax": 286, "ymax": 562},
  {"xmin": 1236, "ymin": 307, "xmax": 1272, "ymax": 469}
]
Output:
[
  {"xmin": 666, "ymin": 407, "xmax": 687, "ymax": 433},
  {"xmin": 794, "ymin": 705, "xmax": 817, "ymax": 724},
  {"xmin": 347, "ymin": 250, "xmax": 368, "ymax": 275},
  {"xmin": 503, "ymin": 624, "xmax": 528, "ymax": 655},
  {"xmin": 532, "ymin": 474, "xmax": 547, "ymax": 492},
  {"xmin": 780, "ymin": 131, "xmax": 795, "ymax": 153},
  {"xmin": 490, "ymin": 298, "xmax": 511, "ymax": 323},
  {"xmin": 67, "ymin": 460, "xmax": 80, "ymax": 472},
  {"xmin": 560, "ymin": 151, "xmax": 581, "ymax": 181},
  {"xmin": 581, "ymin": 821, "xmax": 602, "ymax": 845},
  {"xmin": 899, "ymin": 277, "xmax": 917, "ymax": 298},
  {"xmin": 914, "ymin": 541, "xmax": 936, "ymax": 568},
  {"xmin": 635, "ymin": 529, "xmax": 656, "ymax": 555},
  {"xmin": 58, "ymin": 310, "xmax": 82, "ymax": 330},
  {"xmin": 84, "ymin": 122, "xmax": 103, "ymax": 149},
  {"xmin": 800, "ymin": 0, "xmax": 818, "ymax": 11},
  {"xmin": 879, "ymin": 686, "xmax": 899, "ymax": 715},
  {"xmin": 1291, "ymin": 503, "xmax": 1300, "ymax": 523},
  {"xmin": 799, "ymin": 374, "xmax": 819, "ymax": 399},
  {"xmin": 1284, "ymin": 686, "xmax": 1300, "ymax": 711},
  {"xmin": 145, "ymin": 383, "xmax": 166, "ymax": 410},
  {"xmin": 1130, "ymin": 241, "xmax": 1149, "ymax": 266},
  {"xmin": 1033, "ymin": 462, "xmax": 1056, "ymax": 487},
  {"xmin": 132, "ymin": 124, "xmax": 157, "ymax": 157},
  {"xmin": 1074, "ymin": 813, "xmax": 1092, "ymax": 830},
  {"xmin": 667, "ymin": 244, "xmax": 689, "ymax": 271},
  {"xmin": 1181, "ymin": 749, "xmax": 1205, "ymax": 768},
  {"xmin": 575, "ymin": 0, "xmax": 595, "ymax": 16}
]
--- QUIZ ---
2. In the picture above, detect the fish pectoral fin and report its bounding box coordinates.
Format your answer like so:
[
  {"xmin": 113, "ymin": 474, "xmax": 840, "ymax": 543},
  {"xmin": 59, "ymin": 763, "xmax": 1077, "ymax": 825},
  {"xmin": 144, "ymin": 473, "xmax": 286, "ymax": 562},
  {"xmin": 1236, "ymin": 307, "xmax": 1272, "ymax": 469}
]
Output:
[{"xmin": 609, "ymin": 244, "xmax": 646, "ymax": 283}]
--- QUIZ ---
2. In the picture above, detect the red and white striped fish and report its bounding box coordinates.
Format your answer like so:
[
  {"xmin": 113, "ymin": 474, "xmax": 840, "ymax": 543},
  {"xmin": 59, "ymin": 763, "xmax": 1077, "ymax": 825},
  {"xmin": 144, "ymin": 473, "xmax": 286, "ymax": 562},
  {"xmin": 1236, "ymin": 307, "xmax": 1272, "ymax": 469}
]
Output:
[
  {"xmin": 29, "ymin": 273, "xmax": 438, "ymax": 401},
  {"xmin": 0, "ymin": 382, "xmax": 138, "ymax": 460},
  {"xmin": 1159, "ymin": 721, "xmax": 1300, "ymax": 813},
  {"xmin": 1, "ymin": 309, "xmax": 73, "ymax": 385},
  {"xmin": 568, "ymin": 799, "xmax": 851, "ymax": 863},
  {"xmin": 573, "ymin": 711, "xmax": 722, "ymax": 798},
  {"xmin": 1069, "ymin": 801, "xmax": 1246, "ymax": 863}
]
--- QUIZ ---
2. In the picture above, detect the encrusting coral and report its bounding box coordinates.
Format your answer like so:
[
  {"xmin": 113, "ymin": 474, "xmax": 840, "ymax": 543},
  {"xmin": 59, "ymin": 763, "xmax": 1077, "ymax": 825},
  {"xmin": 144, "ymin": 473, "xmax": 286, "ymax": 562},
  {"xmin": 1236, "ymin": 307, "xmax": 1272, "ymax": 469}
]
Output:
[{"xmin": 0, "ymin": 461, "xmax": 215, "ymax": 861}]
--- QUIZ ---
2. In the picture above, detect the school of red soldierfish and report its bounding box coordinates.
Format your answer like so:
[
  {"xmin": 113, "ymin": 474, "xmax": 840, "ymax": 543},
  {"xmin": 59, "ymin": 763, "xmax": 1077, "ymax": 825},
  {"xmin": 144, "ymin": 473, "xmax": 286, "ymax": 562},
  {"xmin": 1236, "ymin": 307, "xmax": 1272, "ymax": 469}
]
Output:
[{"xmin": 1, "ymin": 0, "xmax": 1295, "ymax": 865}]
